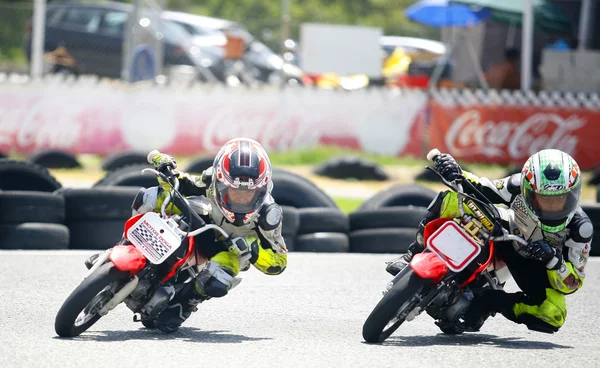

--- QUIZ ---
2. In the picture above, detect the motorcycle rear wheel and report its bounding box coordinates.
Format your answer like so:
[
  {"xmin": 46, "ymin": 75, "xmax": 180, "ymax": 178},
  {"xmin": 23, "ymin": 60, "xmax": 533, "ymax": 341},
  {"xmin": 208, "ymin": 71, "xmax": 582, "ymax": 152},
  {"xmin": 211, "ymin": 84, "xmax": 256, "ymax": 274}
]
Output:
[
  {"xmin": 362, "ymin": 268, "xmax": 429, "ymax": 343},
  {"xmin": 55, "ymin": 262, "xmax": 131, "ymax": 337}
]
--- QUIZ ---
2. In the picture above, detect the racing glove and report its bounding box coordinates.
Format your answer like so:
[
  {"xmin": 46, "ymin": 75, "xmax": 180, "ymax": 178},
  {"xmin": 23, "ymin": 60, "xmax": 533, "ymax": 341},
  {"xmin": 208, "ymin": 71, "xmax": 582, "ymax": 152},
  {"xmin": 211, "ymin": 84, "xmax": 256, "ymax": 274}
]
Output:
[
  {"xmin": 435, "ymin": 154, "xmax": 463, "ymax": 181},
  {"xmin": 517, "ymin": 239, "xmax": 563, "ymax": 270},
  {"xmin": 227, "ymin": 236, "xmax": 259, "ymax": 272},
  {"xmin": 152, "ymin": 153, "xmax": 178, "ymax": 174}
]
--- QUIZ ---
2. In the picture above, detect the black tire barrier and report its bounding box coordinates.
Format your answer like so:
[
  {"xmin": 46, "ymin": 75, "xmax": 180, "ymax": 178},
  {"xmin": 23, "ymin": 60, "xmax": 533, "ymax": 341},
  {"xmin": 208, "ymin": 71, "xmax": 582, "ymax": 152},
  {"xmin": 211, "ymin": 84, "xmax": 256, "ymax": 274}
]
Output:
[
  {"xmin": 589, "ymin": 170, "xmax": 600, "ymax": 186},
  {"xmin": 349, "ymin": 228, "xmax": 417, "ymax": 253},
  {"xmin": 280, "ymin": 205, "xmax": 300, "ymax": 237},
  {"xmin": 101, "ymin": 152, "xmax": 150, "ymax": 171},
  {"xmin": 357, "ymin": 184, "xmax": 437, "ymax": 211},
  {"xmin": 414, "ymin": 168, "xmax": 442, "ymax": 183},
  {"xmin": 271, "ymin": 168, "xmax": 338, "ymax": 208},
  {"xmin": 29, "ymin": 150, "xmax": 82, "ymax": 169},
  {"xmin": 185, "ymin": 156, "xmax": 215, "ymax": 174},
  {"xmin": 0, "ymin": 191, "xmax": 65, "ymax": 224},
  {"xmin": 296, "ymin": 207, "xmax": 349, "ymax": 235},
  {"xmin": 580, "ymin": 204, "xmax": 599, "ymax": 256},
  {"xmin": 283, "ymin": 235, "xmax": 295, "ymax": 252},
  {"xmin": 313, "ymin": 156, "xmax": 389, "ymax": 181},
  {"xmin": 294, "ymin": 232, "xmax": 350, "ymax": 252},
  {"xmin": 57, "ymin": 187, "xmax": 140, "ymax": 222},
  {"xmin": 0, "ymin": 159, "xmax": 62, "ymax": 192},
  {"xmin": 68, "ymin": 219, "xmax": 125, "ymax": 250},
  {"xmin": 581, "ymin": 204, "xmax": 600, "ymax": 222},
  {"xmin": 93, "ymin": 164, "xmax": 155, "ymax": 188},
  {"xmin": 0, "ymin": 223, "xmax": 69, "ymax": 249},
  {"xmin": 349, "ymin": 206, "xmax": 428, "ymax": 232},
  {"xmin": 504, "ymin": 166, "xmax": 522, "ymax": 177}
]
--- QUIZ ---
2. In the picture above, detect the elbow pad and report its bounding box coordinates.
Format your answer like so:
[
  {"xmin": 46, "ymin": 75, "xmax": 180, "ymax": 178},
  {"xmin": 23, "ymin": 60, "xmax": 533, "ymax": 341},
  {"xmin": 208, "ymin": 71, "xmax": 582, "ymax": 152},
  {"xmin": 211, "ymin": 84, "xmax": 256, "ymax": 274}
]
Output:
[{"xmin": 257, "ymin": 203, "xmax": 283, "ymax": 231}]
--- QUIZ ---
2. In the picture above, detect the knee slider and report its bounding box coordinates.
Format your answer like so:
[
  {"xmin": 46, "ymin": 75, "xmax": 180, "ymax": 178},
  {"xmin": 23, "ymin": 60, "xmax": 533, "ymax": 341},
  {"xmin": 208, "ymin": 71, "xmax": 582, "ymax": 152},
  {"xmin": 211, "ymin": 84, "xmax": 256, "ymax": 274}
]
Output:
[
  {"xmin": 131, "ymin": 186, "xmax": 160, "ymax": 215},
  {"xmin": 195, "ymin": 262, "xmax": 236, "ymax": 298},
  {"xmin": 204, "ymin": 278, "xmax": 230, "ymax": 298}
]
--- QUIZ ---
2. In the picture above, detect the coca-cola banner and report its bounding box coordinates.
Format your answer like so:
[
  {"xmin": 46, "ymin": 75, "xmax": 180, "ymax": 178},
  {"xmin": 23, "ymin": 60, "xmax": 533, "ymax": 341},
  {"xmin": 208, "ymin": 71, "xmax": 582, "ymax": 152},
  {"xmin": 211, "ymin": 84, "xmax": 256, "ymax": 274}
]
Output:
[
  {"xmin": 428, "ymin": 101, "xmax": 600, "ymax": 170},
  {"xmin": 0, "ymin": 83, "xmax": 427, "ymax": 157}
]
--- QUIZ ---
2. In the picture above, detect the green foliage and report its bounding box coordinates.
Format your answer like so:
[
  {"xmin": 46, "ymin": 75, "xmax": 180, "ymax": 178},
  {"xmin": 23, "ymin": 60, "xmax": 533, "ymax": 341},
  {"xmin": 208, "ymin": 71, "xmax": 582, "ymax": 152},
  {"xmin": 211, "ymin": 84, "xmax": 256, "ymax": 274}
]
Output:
[
  {"xmin": 0, "ymin": 0, "xmax": 438, "ymax": 64},
  {"xmin": 268, "ymin": 145, "xmax": 426, "ymax": 166},
  {"xmin": 333, "ymin": 197, "xmax": 364, "ymax": 214},
  {"xmin": 176, "ymin": 0, "xmax": 439, "ymax": 50},
  {"xmin": 0, "ymin": 2, "xmax": 32, "ymax": 65}
]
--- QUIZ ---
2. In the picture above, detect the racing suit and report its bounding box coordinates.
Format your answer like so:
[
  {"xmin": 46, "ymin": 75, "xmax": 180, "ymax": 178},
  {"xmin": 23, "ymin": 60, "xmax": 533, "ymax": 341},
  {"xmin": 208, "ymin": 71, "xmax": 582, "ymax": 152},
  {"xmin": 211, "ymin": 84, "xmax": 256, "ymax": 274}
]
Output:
[
  {"xmin": 128, "ymin": 167, "xmax": 288, "ymax": 332},
  {"xmin": 391, "ymin": 172, "xmax": 593, "ymax": 333}
]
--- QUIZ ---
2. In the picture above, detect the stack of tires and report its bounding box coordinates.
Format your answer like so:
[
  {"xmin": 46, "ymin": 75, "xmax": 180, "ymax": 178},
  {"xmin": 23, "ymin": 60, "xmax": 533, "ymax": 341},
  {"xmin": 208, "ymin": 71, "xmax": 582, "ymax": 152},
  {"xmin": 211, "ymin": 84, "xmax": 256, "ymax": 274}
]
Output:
[
  {"xmin": 56, "ymin": 153, "xmax": 162, "ymax": 250},
  {"xmin": 0, "ymin": 160, "xmax": 69, "ymax": 250},
  {"xmin": 0, "ymin": 153, "xmax": 435, "ymax": 255},
  {"xmin": 348, "ymin": 184, "xmax": 436, "ymax": 254},
  {"xmin": 312, "ymin": 156, "xmax": 389, "ymax": 181},
  {"xmin": 271, "ymin": 169, "xmax": 350, "ymax": 252},
  {"xmin": 581, "ymin": 203, "xmax": 600, "ymax": 256},
  {"xmin": 57, "ymin": 187, "xmax": 140, "ymax": 250}
]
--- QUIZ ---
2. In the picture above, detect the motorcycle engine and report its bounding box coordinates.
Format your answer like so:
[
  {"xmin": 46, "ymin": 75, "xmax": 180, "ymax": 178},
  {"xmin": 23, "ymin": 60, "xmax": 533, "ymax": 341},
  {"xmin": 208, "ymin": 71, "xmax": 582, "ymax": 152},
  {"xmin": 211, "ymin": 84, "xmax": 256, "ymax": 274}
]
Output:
[
  {"xmin": 139, "ymin": 286, "xmax": 176, "ymax": 318},
  {"xmin": 443, "ymin": 289, "xmax": 474, "ymax": 322},
  {"xmin": 125, "ymin": 280, "xmax": 155, "ymax": 312}
]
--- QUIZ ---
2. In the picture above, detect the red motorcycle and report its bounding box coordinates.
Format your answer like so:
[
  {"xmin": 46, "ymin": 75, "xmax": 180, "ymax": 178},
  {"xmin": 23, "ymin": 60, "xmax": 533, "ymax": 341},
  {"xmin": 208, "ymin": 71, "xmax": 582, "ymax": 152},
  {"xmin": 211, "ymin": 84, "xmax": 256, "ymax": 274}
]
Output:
[
  {"xmin": 55, "ymin": 152, "xmax": 237, "ymax": 337},
  {"xmin": 362, "ymin": 149, "xmax": 528, "ymax": 343}
]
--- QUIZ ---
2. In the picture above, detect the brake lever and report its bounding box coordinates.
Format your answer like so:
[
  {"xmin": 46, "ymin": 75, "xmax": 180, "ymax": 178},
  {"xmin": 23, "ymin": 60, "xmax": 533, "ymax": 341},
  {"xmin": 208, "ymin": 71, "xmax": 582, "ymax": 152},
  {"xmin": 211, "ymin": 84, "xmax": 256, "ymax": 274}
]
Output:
[{"xmin": 424, "ymin": 166, "xmax": 462, "ymax": 192}]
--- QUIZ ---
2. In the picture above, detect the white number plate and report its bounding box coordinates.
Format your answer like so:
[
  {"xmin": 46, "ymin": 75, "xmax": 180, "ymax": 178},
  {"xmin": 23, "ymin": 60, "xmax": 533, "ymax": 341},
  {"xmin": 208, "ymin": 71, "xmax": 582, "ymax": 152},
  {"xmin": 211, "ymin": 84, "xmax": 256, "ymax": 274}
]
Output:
[
  {"xmin": 425, "ymin": 220, "xmax": 481, "ymax": 272},
  {"xmin": 126, "ymin": 212, "xmax": 183, "ymax": 265}
]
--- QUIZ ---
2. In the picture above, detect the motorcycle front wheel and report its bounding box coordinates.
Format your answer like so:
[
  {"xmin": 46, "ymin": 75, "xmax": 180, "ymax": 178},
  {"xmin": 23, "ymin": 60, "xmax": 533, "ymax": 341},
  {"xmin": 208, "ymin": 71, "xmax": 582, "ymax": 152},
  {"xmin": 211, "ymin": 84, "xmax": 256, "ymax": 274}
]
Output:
[
  {"xmin": 55, "ymin": 262, "xmax": 131, "ymax": 337},
  {"xmin": 362, "ymin": 268, "xmax": 430, "ymax": 343}
]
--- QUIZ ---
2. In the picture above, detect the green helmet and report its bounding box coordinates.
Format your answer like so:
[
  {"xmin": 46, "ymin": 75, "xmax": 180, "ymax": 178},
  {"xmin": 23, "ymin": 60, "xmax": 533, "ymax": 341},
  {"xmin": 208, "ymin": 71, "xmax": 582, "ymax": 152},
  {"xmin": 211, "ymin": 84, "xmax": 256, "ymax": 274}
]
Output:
[{"xmin": 520, "ymin": 149, "xmax": 582, "ymax": 233}]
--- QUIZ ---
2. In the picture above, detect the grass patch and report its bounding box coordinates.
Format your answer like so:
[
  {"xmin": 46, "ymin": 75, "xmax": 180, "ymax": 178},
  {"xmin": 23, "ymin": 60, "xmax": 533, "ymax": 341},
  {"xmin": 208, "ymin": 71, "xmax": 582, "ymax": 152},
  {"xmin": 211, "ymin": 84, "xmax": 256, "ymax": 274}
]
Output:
[
  {"xmin": 334, "ymin": 197, "xmax": 364, "ymax": 214},
  {"xmin": 268, "ymin": 145, "xmax": 427, "ymax": 166}
]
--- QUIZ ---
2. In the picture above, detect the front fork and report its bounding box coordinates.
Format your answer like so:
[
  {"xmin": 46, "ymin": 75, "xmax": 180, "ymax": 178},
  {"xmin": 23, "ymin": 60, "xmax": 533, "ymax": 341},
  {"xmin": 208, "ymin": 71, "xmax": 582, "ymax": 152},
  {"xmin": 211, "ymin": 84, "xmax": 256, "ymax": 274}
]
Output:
[
  {"xmin": 384, "ymin": 266, "xmax": 451, "ymax": 322},
  {"xmin": 405, "ymin": 280, "xmax": 450, "ymax": 322},
  {"xmin": 81, "ymin": 248, "xmax": 143, "ymax": 317},
  {"xmin": 83, "ymin": 249, "xmax": 112, "ymax": 280},
  {"xmin": 98, "ymin": 276, "xmax": 140, "ymax": 316}
]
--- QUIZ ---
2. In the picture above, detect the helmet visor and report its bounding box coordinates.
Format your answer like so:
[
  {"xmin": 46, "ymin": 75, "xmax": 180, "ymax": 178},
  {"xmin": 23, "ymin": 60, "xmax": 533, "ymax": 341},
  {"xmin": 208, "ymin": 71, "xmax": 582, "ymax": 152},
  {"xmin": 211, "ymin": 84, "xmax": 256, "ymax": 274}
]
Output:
[
  {"xmin": 216, "ymin": 181, "xmax": 266, "ymax": 214},
  {"xmin": 523, "ymin": 185, "xmax": 581, "ymax": 224}
]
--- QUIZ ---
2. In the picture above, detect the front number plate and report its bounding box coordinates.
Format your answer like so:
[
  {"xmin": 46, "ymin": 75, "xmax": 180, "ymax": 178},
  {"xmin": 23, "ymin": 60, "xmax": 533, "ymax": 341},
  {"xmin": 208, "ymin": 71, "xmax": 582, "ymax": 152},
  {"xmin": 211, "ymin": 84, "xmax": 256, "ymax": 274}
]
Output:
[
  {"xmin": 126, "ymin": 212, "xmax": 182, "ymax": 264},
  {"xmin": 426, "ymin": 220, "xmax": 481, "ymax": 272}
]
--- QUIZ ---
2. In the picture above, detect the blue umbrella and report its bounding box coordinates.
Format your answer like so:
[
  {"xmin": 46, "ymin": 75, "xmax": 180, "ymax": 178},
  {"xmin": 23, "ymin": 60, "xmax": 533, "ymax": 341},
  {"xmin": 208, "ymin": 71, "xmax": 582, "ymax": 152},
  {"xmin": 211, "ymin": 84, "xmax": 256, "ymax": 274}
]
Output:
[{"xmin": 404, "ymin": 0, "xmax": 490, "ymax": 28}]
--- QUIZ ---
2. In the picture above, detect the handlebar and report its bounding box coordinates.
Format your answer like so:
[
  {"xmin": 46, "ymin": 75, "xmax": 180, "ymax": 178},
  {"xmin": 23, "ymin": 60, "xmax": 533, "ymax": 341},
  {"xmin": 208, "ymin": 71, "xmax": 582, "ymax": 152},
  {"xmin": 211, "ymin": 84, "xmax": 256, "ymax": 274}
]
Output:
[
  {"xmin": 426, "ymin": 148, "xmax": 442, "ymax": 163},
  {"xmin": 426, "ymin": 148, "xmax": 466, "ymax": 218},
  {"xmin": 426, "ymin": 148, "xmax": 528, "ymax": 247},
  {"xmin": 489, "ymin": 233, "xmax": 528, "ymax": 246}
]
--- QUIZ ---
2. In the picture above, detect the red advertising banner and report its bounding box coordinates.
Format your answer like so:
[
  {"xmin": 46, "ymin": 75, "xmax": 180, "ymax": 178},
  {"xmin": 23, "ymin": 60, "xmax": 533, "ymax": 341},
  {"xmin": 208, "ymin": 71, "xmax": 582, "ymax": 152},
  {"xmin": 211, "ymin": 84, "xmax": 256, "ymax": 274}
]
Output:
[{"xmin": 427, "ymin": 101, "xmax": 600, "ymax": 170}]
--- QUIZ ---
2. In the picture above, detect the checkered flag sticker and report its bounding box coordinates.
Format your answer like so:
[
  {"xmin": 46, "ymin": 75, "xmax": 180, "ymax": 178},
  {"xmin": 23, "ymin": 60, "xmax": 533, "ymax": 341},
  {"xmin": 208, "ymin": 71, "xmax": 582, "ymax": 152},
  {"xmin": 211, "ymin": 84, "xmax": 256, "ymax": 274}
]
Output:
[{"xmin": 126, "ymin": 213, "xmax": 183, "ymax": 264}]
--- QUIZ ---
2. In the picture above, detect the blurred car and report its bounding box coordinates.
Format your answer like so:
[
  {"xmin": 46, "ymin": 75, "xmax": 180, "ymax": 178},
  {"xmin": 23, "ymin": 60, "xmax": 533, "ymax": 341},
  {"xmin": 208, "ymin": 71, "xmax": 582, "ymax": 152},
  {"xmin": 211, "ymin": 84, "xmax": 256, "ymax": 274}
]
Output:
[
  {"xmin": 297, "ymin": 36, "xmax": 448, "ymax": 89},
  {"xmin": 24, "ymin": 1, "xmax": 225, "ymax": 82},
  {"xmin": 380, "ymin": 36, "xmax": 451, "ymax": 87},
  {"xmin": 161, "ymin": 10, "xmax": 304, "ymax": 86},
  {"xmin": 380, "ymin": 36, "xmax": 446, "ymax": 60}
]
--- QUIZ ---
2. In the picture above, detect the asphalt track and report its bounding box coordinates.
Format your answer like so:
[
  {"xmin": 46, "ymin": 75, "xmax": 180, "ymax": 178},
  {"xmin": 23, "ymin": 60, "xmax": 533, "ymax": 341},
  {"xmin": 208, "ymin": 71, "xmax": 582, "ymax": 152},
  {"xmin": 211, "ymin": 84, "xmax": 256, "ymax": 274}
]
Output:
[{"xmin": 1, "ymin": 251, "xmax": 599, "ymax": 368}]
